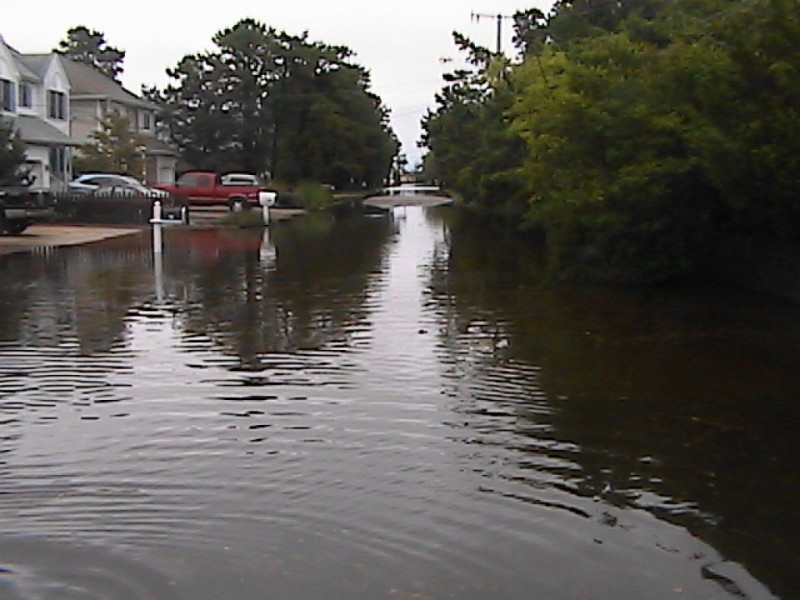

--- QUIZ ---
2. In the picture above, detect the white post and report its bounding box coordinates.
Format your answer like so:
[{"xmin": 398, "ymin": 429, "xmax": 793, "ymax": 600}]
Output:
[
  {"xmin": 262, "ymin": 201, "xmax": 270, "ymax": 225},
  {"xmin": 152, "ymin": 200, "xmax": 162, "ymax": 223},
  {"xmin": 154, "ymin": 229, "xmax": 164, "ymax": 303},
  {"xmin": 153, "ymin": 223, "xmax": 163, "ymax": 254}
]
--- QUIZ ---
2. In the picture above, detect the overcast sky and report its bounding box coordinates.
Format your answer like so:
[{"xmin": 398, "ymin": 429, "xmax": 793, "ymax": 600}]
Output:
[{"xmin": 3, "ymin": 0, "xmax": 553, "ymax": 166}]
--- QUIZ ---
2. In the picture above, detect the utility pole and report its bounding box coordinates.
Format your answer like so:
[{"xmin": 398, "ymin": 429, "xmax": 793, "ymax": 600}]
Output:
[{"xmin": 471, "ymin": 11, "xmax": 514, "ymax": 54}]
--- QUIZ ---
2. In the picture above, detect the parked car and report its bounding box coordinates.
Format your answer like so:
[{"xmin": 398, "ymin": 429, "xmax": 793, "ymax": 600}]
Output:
[
  {"xmin": 69, "ymin": 173, "xmax": 169, "ymax": 197},
  {"xmin": 91, "ymin": 181, "xmax": 162, "ymax": 198},
  {"xmin": 0, "ymin": 185, "xmax": 54, "ymax": 235},
  {"xmin": 56, "ymin": 180, "xmax": 189, "ymax": 225}
]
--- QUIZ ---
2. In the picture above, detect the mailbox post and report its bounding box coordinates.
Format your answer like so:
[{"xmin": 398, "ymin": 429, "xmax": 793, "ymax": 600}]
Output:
[{"xmin": 259, "ymin": 191, "xmax": 277, "ymax": 225}]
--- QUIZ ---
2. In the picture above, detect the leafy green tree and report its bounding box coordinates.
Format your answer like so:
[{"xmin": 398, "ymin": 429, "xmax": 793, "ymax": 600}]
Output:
[
  {"xmin": 509, "ymin": 34, "xmax": 714, "ymax": 282},
  {"xmin": 421, "ymin": 33, "xmax": 492, "ymax": 191},
  {"xmin": 544, "ymin": 0, "xmax": 669, "ymax": 47},
  {"xmin": 144, "ymin": 52, "xmax": 240, "ymax": 173},
  {"xmin": 421, "ymin": 32, "xmax": 527, "ymax": 217},
  {"xmin": 423, "ymin": 0, "xmax": 800, "ymax": 282},
  {"xmin": 55, "ymin": 26, "xmax": 126, "ymax": 81},
  {"xmin": 150, "ymin": 19, "xmax": 397, "ymax": 188},
  {"xmin": 267, "ymin": 30, "xmax": 397, "ymax": 188},
  {"xmin": 73, "ymin": 111, "xmax": 148, "ymax": 177},
  {"xmin": 511, "ymin": 8, "xmax": 549, "ymax": 55},
  {"xmin": 672, "ymin": 0, "xmax": 800, "ymax": 239},
  {"xmin": 0, "ymin": 119, "xmax": 29, "ymax": 186}
]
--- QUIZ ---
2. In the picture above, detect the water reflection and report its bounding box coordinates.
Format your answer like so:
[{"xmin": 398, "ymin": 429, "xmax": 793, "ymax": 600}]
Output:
[
  {"xmin": 430, "ymin": 209, "xmax": 800, "ymax": 598},
  {"xmin": 0, "ymin": 208, "xmax": 794, "ymax": 599},
  {"xmin": 0, "ymin": 234, "xmax": 151, "ymax": 354}
]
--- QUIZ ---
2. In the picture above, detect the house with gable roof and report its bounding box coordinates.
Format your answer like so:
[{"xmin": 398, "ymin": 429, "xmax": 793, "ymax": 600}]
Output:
[
  {"xmin": 0, "ymin": 33, "xmax": 177, "ymax": 189},
  {"xmin": 0, "ymin": 34, "xmax": 74, "ymax": 190},
  {"xmin": 61, "ymin": 59, "xmax": 177, "ymax": 185}
]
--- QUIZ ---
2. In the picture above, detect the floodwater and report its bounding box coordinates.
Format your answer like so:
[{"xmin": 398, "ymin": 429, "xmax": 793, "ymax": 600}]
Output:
[{"xmin": 0, "ymin": 206, "xmax": 797, "ymax": 599}]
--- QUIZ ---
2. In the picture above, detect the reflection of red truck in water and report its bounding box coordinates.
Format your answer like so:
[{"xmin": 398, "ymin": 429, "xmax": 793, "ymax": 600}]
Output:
[
  {"xmin": 170, "ymin": 228, "xmax": 265, "ymax": 264},
  {"xmin": 154, "ymin": 171, "xmax": 276, "ymax": 211}
]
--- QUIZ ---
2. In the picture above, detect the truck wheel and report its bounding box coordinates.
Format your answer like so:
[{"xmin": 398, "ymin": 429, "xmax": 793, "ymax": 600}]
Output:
[
  {"xmin": 4, "ymin": 220, "xmax": 29, "ymax": 235},
  {"xmin": 229, "ymin": 197, "xmax": 248, "ymax": 213}
]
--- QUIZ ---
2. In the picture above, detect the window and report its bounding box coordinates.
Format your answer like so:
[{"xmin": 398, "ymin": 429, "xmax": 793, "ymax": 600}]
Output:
[
  {"xmin": 47, "ymin": 90, "xmax": 66, "ymax": 120},
  {"xmin": 18, "ymin": 83, "xmax": 32, "ymax": 108},
  {"xmin": 177, "ymin": 172, "xmax": 203, "ymax": 187},
  {"xmin": 142, "ymin": 112, "xmax": 152, "ymax": 130},
  {"xmin": 221, "ymin": 173, "xmax": 260, "ymax": 186},
  {"xmin": 49, "ymin": 146, "xmax": 69, "ymax": 179},
  {"xmin": 1, "ymin": 79, "xmax": 15, "ymax": 112}
]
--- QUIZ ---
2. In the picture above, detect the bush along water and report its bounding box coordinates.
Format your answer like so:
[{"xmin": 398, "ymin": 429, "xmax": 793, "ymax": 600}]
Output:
[
  {"xmin": 421, "ymin": 0, "xmax": 800, "ymax": 284},
  {"xmin": 271, "ymin": 181, "xmax": 335, "ymax": 210}
]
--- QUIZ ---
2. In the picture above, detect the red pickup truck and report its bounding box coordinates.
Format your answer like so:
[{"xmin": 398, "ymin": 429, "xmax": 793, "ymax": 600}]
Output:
[{"xmin": 154, "ymin": 171, "xmax": 275, "ymax": 211}]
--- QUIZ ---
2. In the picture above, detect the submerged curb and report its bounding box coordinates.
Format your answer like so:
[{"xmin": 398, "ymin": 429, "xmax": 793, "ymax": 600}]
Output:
[
  {"xmin": 0, "ymin": 225, "xmax": 139, "ymax": 256},
  {"xmin": 0, "ymin": 208, "xmax": 308, "ymax": 256}
]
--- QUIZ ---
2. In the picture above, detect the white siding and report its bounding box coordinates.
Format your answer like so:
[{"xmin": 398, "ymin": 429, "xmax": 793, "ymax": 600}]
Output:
[
  {"xmin": 42, "ymin": 57, "xmax": 70, "ymax": 135},
  {"xmin": 0, "ymin": 46, "xmax": 19, "ymax": 117}
]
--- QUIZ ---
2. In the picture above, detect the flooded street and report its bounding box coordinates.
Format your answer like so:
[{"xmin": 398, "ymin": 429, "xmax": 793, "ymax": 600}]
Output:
[{"xmin": 0, "ymin": 206, "xmax": 797, "ymax": 599}]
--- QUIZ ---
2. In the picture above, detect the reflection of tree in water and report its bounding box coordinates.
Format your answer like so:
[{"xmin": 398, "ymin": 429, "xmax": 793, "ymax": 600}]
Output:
[
  {"xmin": 0, "ymin": 234, "xmax": 151, "ymax": 355},
  {"xmin": 425, "ymin": 210, "xmax": 800, "ymax": 599},
  {"xmin": 167, "ymin": 212, "xmax": 395, "ymax": 369}
]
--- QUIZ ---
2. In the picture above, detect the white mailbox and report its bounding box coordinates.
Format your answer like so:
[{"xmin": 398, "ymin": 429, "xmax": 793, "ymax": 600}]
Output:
[{"xmin": 258, "ymin": 191, "xmax": 277, "ymax": 225}]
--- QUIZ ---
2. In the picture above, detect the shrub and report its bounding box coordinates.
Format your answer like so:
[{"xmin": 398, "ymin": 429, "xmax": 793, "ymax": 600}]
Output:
[{"xmin": 271, "ymin": 181, "xmax": 334, "ymax": 209}]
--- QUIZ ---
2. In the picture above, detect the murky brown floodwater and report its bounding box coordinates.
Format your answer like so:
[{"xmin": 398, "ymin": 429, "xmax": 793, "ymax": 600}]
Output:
[{"xmin": 0, "ymin": 206, "xmax": 797, "ymax": 599}]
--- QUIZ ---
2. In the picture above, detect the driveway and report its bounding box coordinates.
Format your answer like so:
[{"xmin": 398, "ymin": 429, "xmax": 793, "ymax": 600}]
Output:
[
  {"xmin": 0, "ymin": 208, "xmax": 307, "ymax": 257},
  {"xmin": 0, "ymin": 225, "xmax": 140, "ymax": 256}
]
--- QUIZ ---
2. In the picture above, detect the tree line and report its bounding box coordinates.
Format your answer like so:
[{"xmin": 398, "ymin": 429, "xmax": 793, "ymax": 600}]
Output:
[
  {"xmin": 145, "ymin": 19, "xmax": 398, "ymax": 189},
  {"xmin": 2, "ymin": 22, "xmax": 398, "ymax": 191},
  {"xmin": 421, "ymin": 0, "xmax": 800, "ymax": 283}
]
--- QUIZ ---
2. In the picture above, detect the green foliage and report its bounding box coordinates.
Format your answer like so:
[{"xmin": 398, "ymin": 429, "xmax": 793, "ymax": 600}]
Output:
[
  {"xmin": 421, "ymin": 0, "xmax": 800, "ymax": 283},
  {"xmin": 271, "ymin": 181, "xmax": 334, "ymax": 210},
  {"xmin": 421, "ymin": 32, "xmax": 528, "ymax": 220},
  {"xmin": 73, "ymin": 111, "xmax": 148, "ymax": 177},
  {"xmin": 510, "ymin": 35, "xmax": 712, "ymax": 281},
  {"xmin": 149, "ymin": 19, "xmax": 398, "ymax": 189},
  {"xmin": 0, "ymin": 119, "xmax": 29, "ymax": 186},
  {"xmin": 295, "ymin": 181, "xmax": 334, "ymax": 209},
  {"xmin": 55, "ymin": 26, "xmax": 125, "ymax": 81},
  {"xmin": 672, "ymin": 0, "xmax": 800, "ymax": 239}
]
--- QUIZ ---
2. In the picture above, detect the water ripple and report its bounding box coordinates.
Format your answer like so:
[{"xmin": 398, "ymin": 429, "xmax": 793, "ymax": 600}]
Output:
[{"xmin": 0, "ymin": 210, "xmax": 785, "ymax": 599}]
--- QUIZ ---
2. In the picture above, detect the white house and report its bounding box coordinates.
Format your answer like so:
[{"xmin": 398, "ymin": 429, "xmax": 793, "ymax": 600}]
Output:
[
  {"xmin": 0, "ymin": 34, "xmax": 177, "ymax": 189},
  {"xmin": 0, "ymin": 34, "xmax": 74, "ymax": 190}
]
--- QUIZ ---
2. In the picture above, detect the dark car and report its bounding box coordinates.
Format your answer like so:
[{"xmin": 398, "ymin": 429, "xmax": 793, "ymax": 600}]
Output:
[{"xmin": 0, "ymin": 186, "xmax": 54, "ymax": 234}]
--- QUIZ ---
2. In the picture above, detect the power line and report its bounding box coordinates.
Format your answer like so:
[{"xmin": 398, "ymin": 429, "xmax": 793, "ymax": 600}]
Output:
[{"xmin": 471, "ymin": 11, "xmax": 514, "ymax": 54}]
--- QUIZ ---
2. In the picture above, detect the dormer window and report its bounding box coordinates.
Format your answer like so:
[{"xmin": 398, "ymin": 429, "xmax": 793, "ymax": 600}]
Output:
[
  {"xmin": 18, "ymin": 83, "xmax": 32, "ymax": 108},
  {"xmin": 47, "ymin": 90, "xmax": 66, "ymax": 120},
  {"xmin": 1, "ymin": 79, "xmax": 15, "ymax": 112}
]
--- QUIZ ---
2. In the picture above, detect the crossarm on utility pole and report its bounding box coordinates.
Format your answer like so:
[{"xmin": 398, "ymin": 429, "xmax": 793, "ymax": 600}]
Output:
[{"xmin": 471, "ymin": 11, "xmax": 514, "ymax": 54}]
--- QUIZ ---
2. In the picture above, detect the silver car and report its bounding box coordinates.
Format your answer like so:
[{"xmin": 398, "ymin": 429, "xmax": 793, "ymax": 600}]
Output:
[{"xmin": 70, "ymin": 173, "xmax": 169, "ymax": 197}]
